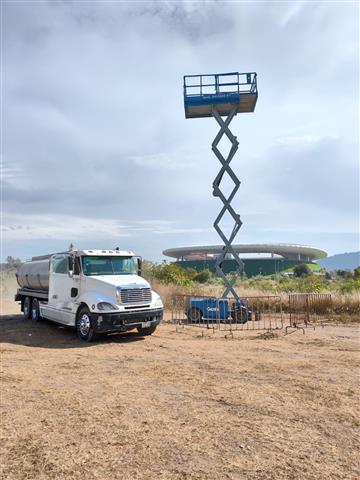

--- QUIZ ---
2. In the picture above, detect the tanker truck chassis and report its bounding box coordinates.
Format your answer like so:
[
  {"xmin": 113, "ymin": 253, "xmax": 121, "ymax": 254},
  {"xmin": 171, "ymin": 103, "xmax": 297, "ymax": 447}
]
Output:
[{"xmin": 15, "ymin": 249, "xmax": 163, "ymax": 341}]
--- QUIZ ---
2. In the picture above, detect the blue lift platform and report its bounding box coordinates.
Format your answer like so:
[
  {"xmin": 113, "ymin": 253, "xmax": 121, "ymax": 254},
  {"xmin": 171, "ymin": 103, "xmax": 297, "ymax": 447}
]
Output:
[
  {"xmin": 183, "ymin": 72, "xmax": 257, "ymax": 118},
  {"xmin": 183, "ymin": 71, "xmax": 258, "ymax": 308}
]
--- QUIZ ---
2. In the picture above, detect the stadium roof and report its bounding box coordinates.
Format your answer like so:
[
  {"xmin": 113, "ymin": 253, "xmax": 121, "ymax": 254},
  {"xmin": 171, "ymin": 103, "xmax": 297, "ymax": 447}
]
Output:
[{"xmin": 163, "ymin": 244, "xmax": 327, "ymax": 261}]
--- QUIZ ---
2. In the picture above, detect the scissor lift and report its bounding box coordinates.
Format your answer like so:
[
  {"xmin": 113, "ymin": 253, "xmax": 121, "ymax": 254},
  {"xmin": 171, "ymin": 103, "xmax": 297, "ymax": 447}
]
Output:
[{"xmin": 183, "ymin": 72, "xmax": 258, "ymax": 300}]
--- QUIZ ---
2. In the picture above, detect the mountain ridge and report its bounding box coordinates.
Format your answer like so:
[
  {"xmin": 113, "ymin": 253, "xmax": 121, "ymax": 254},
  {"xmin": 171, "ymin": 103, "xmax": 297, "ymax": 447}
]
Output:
[{"xmin": 316, "ymin": 251, "xmax": 360, "ymax": 271}]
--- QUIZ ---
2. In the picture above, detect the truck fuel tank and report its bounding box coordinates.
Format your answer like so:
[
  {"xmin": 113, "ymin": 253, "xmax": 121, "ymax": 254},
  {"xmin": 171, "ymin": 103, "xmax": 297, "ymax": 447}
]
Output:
[{"xmin": 16, "ymin": 258, "xmax": 50, "ymax": 291}]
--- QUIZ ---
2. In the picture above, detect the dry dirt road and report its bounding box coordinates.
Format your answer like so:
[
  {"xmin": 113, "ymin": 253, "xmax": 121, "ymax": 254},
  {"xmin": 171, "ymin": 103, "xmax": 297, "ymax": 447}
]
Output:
[{"xmin": 1, "ymin": 315, "xmax": 359, "ymax": 480}]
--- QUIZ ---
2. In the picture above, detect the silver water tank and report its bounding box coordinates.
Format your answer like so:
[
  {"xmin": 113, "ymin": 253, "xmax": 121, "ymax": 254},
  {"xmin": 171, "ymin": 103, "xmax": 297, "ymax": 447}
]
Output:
[{"xmin": 16, "ymin": 259, "xmax": 50, "ymax": 291}]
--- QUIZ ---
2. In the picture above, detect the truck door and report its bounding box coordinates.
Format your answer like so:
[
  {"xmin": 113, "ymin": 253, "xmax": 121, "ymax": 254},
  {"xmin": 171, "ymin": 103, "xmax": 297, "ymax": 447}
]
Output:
[{"xmin": 48, "ymin": 254, "xmax": 79, "ymax": 325}]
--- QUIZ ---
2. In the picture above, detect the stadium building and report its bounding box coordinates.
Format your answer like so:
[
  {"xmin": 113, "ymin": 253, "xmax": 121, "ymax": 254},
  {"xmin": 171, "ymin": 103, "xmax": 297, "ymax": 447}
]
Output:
[{"xmin": 163, "ymin": 244, "xmax": 327, "ymax": 277}]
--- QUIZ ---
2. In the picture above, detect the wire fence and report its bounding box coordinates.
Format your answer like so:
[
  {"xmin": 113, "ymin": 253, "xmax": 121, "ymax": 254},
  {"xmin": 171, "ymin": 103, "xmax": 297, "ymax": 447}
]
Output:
[
  {"xmin": 171, "ymin": 292, "xmax": 334, "ymax": 336},
  {"xmin": 287, "ymin": 293, "xmax": 332, "ymax": 331},
  {"xmin": 171, "ymin": 294, "xmax": 283, "ymax": 333}
]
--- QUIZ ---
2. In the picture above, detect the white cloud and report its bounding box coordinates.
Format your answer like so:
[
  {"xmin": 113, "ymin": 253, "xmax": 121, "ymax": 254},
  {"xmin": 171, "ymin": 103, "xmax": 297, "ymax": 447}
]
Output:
[
  {"xmin": 2, "ymin": 214, "xmax": 213, "ymax": 243},
  {"xmin": 0, "ymin": 160, "xmax": 24, "ymax": 181},
  {"xmin": 2, "ymin": 1, "xmax": 359, "ymax": 259},
  {"xmin": 274, "ymin": 134, "xmax": 339, "ymax": 146},
  {"xmin": 128, "ymin": 152, "xmax": 193, "ymax": 170},
  {"xmin": 279, "ymin": 2, "xmax": 304, "ymax": 28},
  {"xmin": 2, "ymin": 214, "xmax": 131, "ymax": 241}
]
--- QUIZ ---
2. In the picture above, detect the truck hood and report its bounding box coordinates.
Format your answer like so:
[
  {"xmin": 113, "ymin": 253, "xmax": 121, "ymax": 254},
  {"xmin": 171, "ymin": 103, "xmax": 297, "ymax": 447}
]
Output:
[{"xmin": 88, "ymin": 274, "xmax": 150, "ymax": 289}]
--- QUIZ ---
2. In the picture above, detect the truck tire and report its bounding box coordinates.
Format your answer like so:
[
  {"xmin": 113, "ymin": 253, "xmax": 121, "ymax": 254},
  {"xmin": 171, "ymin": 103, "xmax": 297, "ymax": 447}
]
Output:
[
  {"xmin": 187, "ymin": 307, "xmax": 202, "ymax": 324},
  {"xmin": 76, "ymin": 307, "xmax": 97, "ymax": 342},
  {"xmin": 23, "ymin": 297, "xmax": 32, "ymax": 319},
  {"xmin": 31, "ymin": 298, "xmax": 41, "ymax": 322},
  {"xmin": 137, "ymin": 324, "xmax": 157, "ymax": 336}
]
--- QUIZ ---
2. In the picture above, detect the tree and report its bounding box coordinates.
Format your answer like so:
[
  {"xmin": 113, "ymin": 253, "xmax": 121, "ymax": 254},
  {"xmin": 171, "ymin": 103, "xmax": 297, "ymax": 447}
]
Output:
[
  {"xmin": 293, "ymin": 263, "xmax": 311, "ymax": 278},
  {"xmin": 5, "ymin": 256, "xmax": 22, "ymax": 270},
  {"xmin": 335, "ymin": 269, "xmax": 353, "ymax": 279}
]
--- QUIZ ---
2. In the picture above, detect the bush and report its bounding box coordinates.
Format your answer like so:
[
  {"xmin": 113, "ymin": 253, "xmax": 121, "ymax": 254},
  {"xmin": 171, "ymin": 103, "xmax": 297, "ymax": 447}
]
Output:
[
  {"xmin": 354, "ymin": 267, "xmax": 360, "ymax": 279},
  {"xmin": 297, "ymin": 275, "xmax": 329, "ymax": 293},
  {"xmin": 148, "ymin": 262, "xmax": 195, "ymax": 286},
  {"xmin": 293, "ymin": 264, "xmax": 311, "ymax": 277},
  {"xmin": 193, "ymin": 269, "xmax": 212, "ymax": 284},
  {"xmin": 338, "ymin": 278, "xmax": 360, "ymax": 294}
]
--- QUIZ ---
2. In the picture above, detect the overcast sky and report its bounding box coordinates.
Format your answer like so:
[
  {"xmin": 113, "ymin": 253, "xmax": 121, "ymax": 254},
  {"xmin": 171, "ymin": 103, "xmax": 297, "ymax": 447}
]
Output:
[{"xmin": 2, "ymin": 1, "xmax": 359, "ymax": 261}]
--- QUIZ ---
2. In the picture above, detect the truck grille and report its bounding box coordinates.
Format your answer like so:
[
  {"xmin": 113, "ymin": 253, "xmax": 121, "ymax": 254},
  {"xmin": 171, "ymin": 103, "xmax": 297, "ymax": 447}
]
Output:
[{"xmin": 120, "ymin": 288, "xmax": 152, "ymax": 304}]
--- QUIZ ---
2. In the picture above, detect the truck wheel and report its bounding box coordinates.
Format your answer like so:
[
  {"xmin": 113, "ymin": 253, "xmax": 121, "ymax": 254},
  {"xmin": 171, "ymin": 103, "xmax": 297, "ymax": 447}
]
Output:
[
  {"xmin": 31, "ymin": 298, "xmax": 41, "ymax": 321},
  {"xmin": 187, "ymin": 307, "xmax": 202, "ymax": 324},
  {"xmin": 23, "ymin": 297, "xmax": 32, "ymax": 319},
  {"xmin": 76, "ymin": 307, "xmax": 97, "ymax": 342},
  {"xmin": 137, "ymin": 324, "xmax": 157, "ymax": 336}
]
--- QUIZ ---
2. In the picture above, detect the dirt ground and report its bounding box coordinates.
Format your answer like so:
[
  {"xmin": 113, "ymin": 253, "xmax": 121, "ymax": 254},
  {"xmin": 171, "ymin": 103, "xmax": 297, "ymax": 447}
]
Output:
[{"xmin": 1, "ymin": 313, "xmax": 359, "ymax": 480}]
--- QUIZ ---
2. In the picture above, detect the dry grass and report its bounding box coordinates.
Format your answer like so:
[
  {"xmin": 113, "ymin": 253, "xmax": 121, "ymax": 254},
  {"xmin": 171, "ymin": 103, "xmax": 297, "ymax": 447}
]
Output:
[
  {"xmin": 1, "ymin": 313, "xmax": 359, "ymax": 480},
  {"xmin": 152, "ymin": 281, "xmax": 279, "ymax": 310},
  {"xmin": 0, "ymin": 272, "xmax": 21, "ymax": 316}
]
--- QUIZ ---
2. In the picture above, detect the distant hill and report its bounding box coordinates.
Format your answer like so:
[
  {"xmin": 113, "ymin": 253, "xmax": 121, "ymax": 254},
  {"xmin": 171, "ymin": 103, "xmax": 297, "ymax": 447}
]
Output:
[{"xmin": 316, "ymin": 251, "xmax": 360, "ymax": 271}]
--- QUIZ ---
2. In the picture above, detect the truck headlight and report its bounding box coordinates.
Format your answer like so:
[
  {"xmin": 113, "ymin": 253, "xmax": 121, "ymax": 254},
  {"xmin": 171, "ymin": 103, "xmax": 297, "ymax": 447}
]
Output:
[
  {"xmin": 116, "ymin": 287, "xmax": 121, "ymax": 304},
  {"xmin": 97, "ymin": 302, "xmax": 117, "ymax": 311},
  {"xmin": 154, "ymin": 297, "xmax": 163, "ymax": 308}
]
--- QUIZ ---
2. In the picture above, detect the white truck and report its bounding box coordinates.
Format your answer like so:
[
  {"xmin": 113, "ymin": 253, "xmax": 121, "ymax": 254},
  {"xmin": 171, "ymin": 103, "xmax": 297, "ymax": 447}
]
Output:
[{"xmin": 15, "ymin": 249, "xmax": 163, "ymax": 341}]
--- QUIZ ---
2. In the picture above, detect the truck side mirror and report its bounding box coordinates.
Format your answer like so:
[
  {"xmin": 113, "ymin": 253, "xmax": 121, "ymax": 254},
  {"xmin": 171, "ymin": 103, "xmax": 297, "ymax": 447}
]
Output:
[
  {"xmin": 68, "ymin": 256, "xmax": 74, "ymax": 278},
  {"xmin": 137, "ymin": 257, "xmax": 142, "ymax": 276}
]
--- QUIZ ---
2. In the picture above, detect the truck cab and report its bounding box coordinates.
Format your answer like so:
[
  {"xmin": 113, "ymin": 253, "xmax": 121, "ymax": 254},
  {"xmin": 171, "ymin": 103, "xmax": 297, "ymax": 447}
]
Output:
[{"xmin": 15, "ymin": 249, "xmax": 163, "ymax": 341}]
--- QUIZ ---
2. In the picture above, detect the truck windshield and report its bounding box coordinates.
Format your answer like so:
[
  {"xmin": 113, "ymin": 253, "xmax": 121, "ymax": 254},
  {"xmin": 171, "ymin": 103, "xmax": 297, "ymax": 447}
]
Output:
[{"xmin": 81, "ymin": 256, "xmax": 137, "ymax": 276}]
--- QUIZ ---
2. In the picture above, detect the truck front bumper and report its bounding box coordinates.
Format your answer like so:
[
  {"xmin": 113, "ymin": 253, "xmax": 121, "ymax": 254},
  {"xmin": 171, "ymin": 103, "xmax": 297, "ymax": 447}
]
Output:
[{"xmin": 92, "ymin": 308, "xmax": 163, "ymax": 333}]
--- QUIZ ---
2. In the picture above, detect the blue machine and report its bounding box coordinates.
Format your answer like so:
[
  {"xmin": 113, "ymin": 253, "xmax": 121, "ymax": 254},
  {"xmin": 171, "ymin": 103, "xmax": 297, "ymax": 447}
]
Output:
[
  {"xmin": 183, "ymin": 71, "xmax": 258, "ymax": 324},
  {"xmin": 185, "ymin": 297, "xmax": 251, "ymax": 324},
  {"xmin": 183, "ymin": 71, "xmax": 258, "ymax": 301}
]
